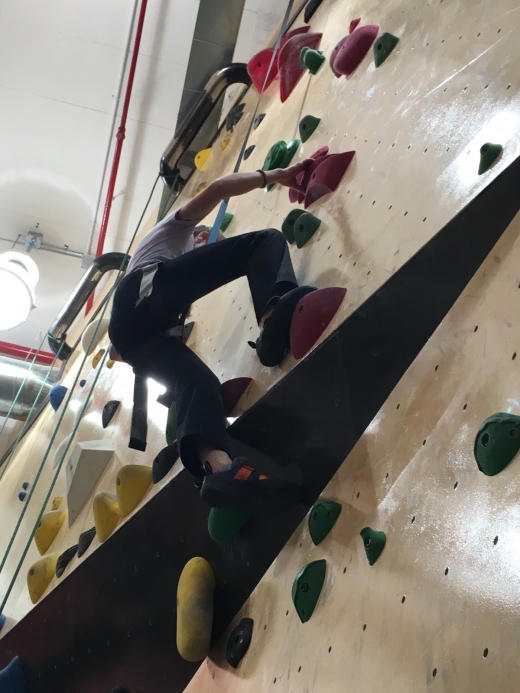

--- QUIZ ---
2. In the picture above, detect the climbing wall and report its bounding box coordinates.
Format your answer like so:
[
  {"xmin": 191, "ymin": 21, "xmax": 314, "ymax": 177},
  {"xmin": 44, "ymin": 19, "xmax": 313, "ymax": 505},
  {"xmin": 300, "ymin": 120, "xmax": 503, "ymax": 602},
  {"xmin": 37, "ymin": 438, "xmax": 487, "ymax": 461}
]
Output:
[
  {"xmin": 0, "ymin": 0, "xmax": 519, "ymax": 672},
  {"xmin": 184, "ymin": 207, "xmax": 520, "ymax": 692}
]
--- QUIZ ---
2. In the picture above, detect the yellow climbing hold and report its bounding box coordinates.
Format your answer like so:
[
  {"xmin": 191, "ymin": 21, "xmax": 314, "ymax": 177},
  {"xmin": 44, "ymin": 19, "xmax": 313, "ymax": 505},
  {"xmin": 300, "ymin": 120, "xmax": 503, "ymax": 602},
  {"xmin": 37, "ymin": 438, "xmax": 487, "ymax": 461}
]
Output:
[
  {"xmin": 92, "ymin": 349, "xmax": 105, "ymax": 369},
  {"xmin": 116, "ymin": 464, "xmax": 152, "ymax": 518},
  {"xmin": 194, "ymin": 148, "xmax": 214, "ymax": 171},
  {"xmin": 27, "ymin": 554, "xmax": 59, "ymax": 604},
  {"xmin": 176, "ymin": 557, "xmax": 215, "ymax": 661},
  {"xmin": 51, "ymin": 495, "xmax": 63, "ymax": 511},
  {"xmin": 93, "ymin": 492, "xmax": 121, "ymax": 543},
  {"xmin": 106, "ymin": 358, "xmax": 115, "ymax": 369},
  {"xmin": 34, "ymin": 510, "xmax": 67, "ymax": 555},
  {"xmin": 220, "ymin": 134, "xmax": 232, "ymax": 151},
  {"xmin": 192, "ymin": 182, "xmax": 208, "ymax": 197}
]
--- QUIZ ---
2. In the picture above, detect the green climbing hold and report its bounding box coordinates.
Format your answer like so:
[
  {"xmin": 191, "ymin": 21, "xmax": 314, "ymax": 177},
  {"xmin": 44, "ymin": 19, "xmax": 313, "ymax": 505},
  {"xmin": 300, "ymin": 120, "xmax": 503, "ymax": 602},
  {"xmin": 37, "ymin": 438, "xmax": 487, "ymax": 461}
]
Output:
[
  {"xmin": 478, "ymin": 143, "xmax": 502, "ymax": 175},
  {"xmin": 474, "ymin": 413, "xmax": 520, "ymax": 475},
  {"xmin": 294, "ymin": 212, "xmax": 322, "ymax": 248},
  {"xmin": 292, "ymin": 559, "xmax": 326, "ymax": 623},
  {"xmin": 373, "ymin": 32, "xmax": 400, "ymax": 67},
  {"xmin": 220, "ymin": 212, "xmax": 234, "ymax": 232},
  {"xmin": 282, "ymin": 139, "xmax": 301, "ymax": 168},
  {"xmin": 360, "ymin": 527, "xmax": 386, "ymax": 565},
  {"xmin": 299, "ymin": 115, "xmax": 321, "ymax": 143},
  {"xmin": 263, "ymin": 140, "xmax": 300, "ymax": 191},
  {"xmin": 309, "ymin": 499, "xmax": 342, "ymax": 546},
  {"xmin": 282, "ymin": 209, "xmax": 305, "ymax": 244},
  {"xmin": 208, "ymin": 507, "xmax": 251, "ymax": 543},
  {"xmin": 166, "ymin": 406, "xmax": 177, "ymax": 446},
  {"xmin": 300, "ymin": 47, "xmax": 326, "ymax": 74}
]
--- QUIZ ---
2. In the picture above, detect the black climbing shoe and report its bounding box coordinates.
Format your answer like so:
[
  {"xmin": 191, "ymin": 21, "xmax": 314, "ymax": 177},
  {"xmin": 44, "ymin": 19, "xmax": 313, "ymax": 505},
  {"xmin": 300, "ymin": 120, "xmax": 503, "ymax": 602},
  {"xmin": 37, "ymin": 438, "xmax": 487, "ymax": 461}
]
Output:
[
  {"xmin": 200, "ymin": 457, "xmax": 302, "ymax": 513},
  {"xmin": 251, "ymin": 286, "xmax": 317, "ymax": 366}
]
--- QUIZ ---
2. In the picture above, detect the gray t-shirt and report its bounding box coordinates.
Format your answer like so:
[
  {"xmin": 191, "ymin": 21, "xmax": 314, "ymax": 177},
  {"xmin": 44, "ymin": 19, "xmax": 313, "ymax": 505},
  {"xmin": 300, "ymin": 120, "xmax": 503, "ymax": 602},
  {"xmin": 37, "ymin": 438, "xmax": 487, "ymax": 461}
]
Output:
[{"xmin": 125, "ymin": 208, "xmax": 199, "ymax": 275}]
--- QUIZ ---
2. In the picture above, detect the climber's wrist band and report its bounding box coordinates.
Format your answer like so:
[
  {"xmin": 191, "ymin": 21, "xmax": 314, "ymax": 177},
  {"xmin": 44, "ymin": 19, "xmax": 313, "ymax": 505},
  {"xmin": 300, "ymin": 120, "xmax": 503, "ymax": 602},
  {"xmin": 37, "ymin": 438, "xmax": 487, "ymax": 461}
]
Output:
[{"xmin": 256, "ymin": 170, "xmax": 268, "ymax": 188}]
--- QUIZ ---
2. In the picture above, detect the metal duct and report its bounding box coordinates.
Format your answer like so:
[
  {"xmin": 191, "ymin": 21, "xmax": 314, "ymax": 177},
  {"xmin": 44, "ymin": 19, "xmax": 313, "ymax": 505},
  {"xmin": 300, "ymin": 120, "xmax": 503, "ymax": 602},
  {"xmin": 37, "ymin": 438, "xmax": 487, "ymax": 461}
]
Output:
[{"xmin": 0, "ymin": 354, "xmax": 59, "ymax": 420}]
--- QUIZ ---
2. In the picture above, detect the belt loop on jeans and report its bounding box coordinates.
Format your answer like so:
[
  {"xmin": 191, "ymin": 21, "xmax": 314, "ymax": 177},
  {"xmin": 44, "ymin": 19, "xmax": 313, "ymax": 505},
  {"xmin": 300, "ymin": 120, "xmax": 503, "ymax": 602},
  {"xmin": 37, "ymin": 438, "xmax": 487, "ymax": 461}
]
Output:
[{"xmin": 135, "ymin": 263, "xmax": 159, "ymax": 308}]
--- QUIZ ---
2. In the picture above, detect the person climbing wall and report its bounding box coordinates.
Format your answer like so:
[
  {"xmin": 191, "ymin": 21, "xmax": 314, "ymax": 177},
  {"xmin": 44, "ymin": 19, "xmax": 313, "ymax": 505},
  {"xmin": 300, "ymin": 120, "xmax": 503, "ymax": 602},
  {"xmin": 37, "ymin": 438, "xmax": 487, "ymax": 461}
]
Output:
[{"xmin": 108, "ymin": 161, "xmax": 317, "ymax": 512}]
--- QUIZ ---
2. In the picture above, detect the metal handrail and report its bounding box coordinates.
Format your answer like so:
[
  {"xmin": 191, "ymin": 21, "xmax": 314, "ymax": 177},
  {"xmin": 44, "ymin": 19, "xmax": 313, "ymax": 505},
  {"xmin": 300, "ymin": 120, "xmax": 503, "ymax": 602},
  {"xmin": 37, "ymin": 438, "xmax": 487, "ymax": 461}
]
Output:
[
  {"xmin": 160, "ymin": 63, "xmax": 251, "ymax": 189},
  {"xmin": 47, "ymin": 252, "xmax": 129, "ymax": 359}
]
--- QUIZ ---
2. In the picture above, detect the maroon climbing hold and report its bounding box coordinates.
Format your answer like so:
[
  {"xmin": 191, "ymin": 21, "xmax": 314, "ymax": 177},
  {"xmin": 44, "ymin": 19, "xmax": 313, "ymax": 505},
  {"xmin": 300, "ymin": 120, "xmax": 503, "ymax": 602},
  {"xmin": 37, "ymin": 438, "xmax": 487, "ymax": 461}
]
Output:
[
  {"xmin": 222, "ymin": 378, "xmax": 253, "ymax": 416},
  {"xmin": 278, "ymin": 32, "xmax": 323, "ymax": 102},
  {"xmin": 289, "ymin": 145, "xmax": 330, "ymax": 205},
  {"xmin": 304, "ymin": 151, "xmax": 355, "ymax": 208},
  {"xmin": 350, "ymin": 18, "xmax": 361, "ymax": 32},
  {"xmin": 247, "ymin": 48, "xmax": 278, "ymax": 93},
  {"xmin": 331, "ymin": 23, "xmax": 379, "ymax": 77},
  {"xmin": 290, "ymin": 287, "xmax": 347, "ymax": 360},
  {"xmin": 279, "ymin": 26, "xmax": 311, "ymax": 54}
]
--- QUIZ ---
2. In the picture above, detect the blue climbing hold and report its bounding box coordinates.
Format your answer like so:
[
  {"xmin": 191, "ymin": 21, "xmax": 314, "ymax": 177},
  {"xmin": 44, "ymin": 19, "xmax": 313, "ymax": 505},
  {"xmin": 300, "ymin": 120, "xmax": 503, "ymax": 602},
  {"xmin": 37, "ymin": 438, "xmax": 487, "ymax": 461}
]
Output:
[
  {"xmin": 22, "ymin": 482, "xmax": 29, "ymax": 490},
  {"xmin": 79, "ymin": 379, "xmax": 86, "ymax": 388},
  {"xmin": 0, "ymin": 656, "xmax": 25, "ymax": 692},
  {"xmin": 0, "ymin": 614, "xmax": 5, "ymax": 632},
  {"xmin": 49, "ymin": 384, "xmax": 68, "ymax": 412},
  {"xmin": 18, "ymin": 492, "xmax": 26, "ymax": 502}
]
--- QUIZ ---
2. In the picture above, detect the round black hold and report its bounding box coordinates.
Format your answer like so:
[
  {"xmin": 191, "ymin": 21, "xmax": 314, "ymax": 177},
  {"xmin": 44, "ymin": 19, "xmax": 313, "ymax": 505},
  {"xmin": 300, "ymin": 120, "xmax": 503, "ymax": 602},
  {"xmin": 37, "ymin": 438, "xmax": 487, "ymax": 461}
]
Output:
[
  {"xmin": 152, "ymin": 443, "xmax": 179, "ymax": 484},
  {"xmin": 253, "ymin": 113, "xmax": 266, "ymax": 130},
  {"xmin": 77, "ymin": 527, "xmax": 96, "ymax": 558},
  {"xmin": 301, "ymin": 582, "xmax": 310, "ymax": 593},
  {"xmin": 79, "ymin": 379, "xmax": 86, "ymax": 388},
  {"xmin": 225, "ymin": 617, "xmax": 254, "ymax": 669},
  {"xmin": 22, "ymin": 482, "xmax": 29, "ymax": 490}
]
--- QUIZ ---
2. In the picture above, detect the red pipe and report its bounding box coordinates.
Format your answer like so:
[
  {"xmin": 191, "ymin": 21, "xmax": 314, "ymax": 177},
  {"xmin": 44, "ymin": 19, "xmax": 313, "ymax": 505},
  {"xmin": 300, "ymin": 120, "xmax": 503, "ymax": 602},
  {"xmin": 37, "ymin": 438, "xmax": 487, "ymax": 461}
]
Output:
[
  {"xmin": 86, "ymin": 0, "xmax": 149, "ymax": 315},
  {"xmin": 0, "ymin": 341, "xmax": 56, "ymax": 366}
]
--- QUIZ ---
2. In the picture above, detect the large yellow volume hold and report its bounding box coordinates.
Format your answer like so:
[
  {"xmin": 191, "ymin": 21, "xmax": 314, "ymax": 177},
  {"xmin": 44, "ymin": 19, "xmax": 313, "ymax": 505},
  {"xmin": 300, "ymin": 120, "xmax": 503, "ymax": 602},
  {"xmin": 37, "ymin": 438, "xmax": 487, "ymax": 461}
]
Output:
[
  {"xmin": 116, "ymin": 464, "xmax": 152, "ymax": 518},
  {"xmin": 176, "ymin": 557, "xmax": 216, "ymax": 662},
  {"xmin": 27, "ymin": 554, "xmax": 60, "ymax": 603},
  {"xmin": 93, "ymin": 492, "xmax": 121, "ymax": 543},
  {"xmin": 34, "ymin": 510, "xmax": 67, "ymax": 555}
]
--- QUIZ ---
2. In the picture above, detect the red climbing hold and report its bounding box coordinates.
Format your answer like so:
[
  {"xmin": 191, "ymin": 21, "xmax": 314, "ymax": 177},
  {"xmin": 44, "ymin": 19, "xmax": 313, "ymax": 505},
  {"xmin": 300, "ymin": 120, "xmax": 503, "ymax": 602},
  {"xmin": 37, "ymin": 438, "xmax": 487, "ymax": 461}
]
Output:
[
  {"xmin": 279, "ymin": 25, "xmax": 311, "ymax": 54},
  {"xmin": 290, "ymin": 287, "xmax": 347, "ymax": 360},
  {"xmin": 349, "ymin": 17, "xmax": 361, "ymax": 32},
  {"xmin": 247, "ymin": 48, "xmax": 278, "ymax": 93},
  {"xmin": 331, "ymin": 23, "xmax": 379, "ymax": 77},
  {"xmin": 222, "ymin": 378, "xmax": 253, "ymax": 416},
  {"xmin": 289, "ymin": 146, "xmax": 330, "ymax": 205},
  {"xmin": 304, "ymin": 151, "xmax": 355, "ymax": 208},
  {"xmin": 278, "ymin": 32, "xmax": 322, "ymax": 102}
]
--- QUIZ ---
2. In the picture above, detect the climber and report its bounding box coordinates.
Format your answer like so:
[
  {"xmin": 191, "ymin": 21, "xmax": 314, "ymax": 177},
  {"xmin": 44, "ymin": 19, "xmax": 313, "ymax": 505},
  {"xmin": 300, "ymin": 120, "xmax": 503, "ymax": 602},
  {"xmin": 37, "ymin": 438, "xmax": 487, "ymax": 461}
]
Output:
[{"xmin": 108, "ymin": 160, "xmax": 314, "ymax": 512}]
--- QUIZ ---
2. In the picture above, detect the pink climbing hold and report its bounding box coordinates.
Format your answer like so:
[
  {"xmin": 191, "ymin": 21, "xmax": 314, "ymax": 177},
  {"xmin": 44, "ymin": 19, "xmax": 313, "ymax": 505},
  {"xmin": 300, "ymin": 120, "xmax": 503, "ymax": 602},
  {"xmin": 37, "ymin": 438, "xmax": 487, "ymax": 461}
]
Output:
[
  {"xmin": 331, "ymin": 22, "xmax": 379, "ymax": 77},
  {"xmin": 290, "ymin": 287, "xmax": 347, "ymax": 360},
  {"xmin": 304, "ymin": 151, "xmax": 355, "ymax": 208},
  {"xmin": 279, "ymin": 25, "xmax": 311, "ymax": 54},
  {"xmin": 289, "ymin": 146, "xmax": 330, "ymax": 205},
  {"xmin": 247, "ymin": 48, "xmax": 278, "ymax": 93},
  {"xmin": 222, "ymin": 377, "xmax": 253, "ymax": 416},
  {"xmin": 349, "ymin": 17, "xmax": 361, "ymax": 32},
  {"xmin": 278, "ymin": 32, "xmax": 323, "ymax": 102}
]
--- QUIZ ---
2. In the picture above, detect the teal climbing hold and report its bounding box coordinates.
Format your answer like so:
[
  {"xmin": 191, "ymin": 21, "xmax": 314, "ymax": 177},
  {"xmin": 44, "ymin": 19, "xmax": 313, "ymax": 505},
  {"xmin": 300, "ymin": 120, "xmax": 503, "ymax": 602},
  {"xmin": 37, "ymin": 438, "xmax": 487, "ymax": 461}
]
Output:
[
  {"xmin": 166, "ymin": 406, "xmax": 177, "ymax": 446},
  {"xmin": 373, "ymin": 32, "xmax": 400, "ymax": 67},
  {"xmin": 309, "ymin": 498, "xmax": 342, "ymax": 546},
  {"xmin": 360, "ymin": 527, "xmax": 386, "ymax": 565},
  {"xmin": 474, "ymin": 413, "xmax": 520, "ymax": 475},
  {"xmin": 300, "ymin": 47, "xmax": 326, "ymax": 74},
  {"xmin": 50, "ymin": 384, "xmax": 68, "ymax": 412},
  {"xmin": 299, "ymin": 115, "xmax": 321, "ymax": 143},
  {"xmin": 208, "ymin": 507, "xmax": 251, "ymax": 543},
  {"xmin": 294, "ymin": 212, "xmax": 322, "ymax": 248},
  {"xmin": 292, "ymin": 559, "xmax": 326, "ymax": 623},
  {"xmin": 478, "ymin": 143, "xmax": 502, "ymax": 175},
  {"xmin": 282, "ymin": 209, "xmax": 305, "ymax": 244},
  {"xmin": 220, "ymin": 212, "xmax": 234, "ymax": 232}
]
